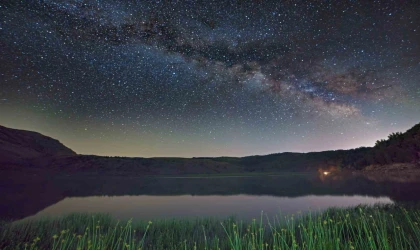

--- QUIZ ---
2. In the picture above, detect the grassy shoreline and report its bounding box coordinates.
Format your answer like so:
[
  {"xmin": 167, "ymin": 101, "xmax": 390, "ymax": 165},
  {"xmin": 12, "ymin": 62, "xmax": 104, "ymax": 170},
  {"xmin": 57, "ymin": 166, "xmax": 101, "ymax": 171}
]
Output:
[{"xmin": 1, "ymin": 205, "xmax": 420, "ymax": 249}]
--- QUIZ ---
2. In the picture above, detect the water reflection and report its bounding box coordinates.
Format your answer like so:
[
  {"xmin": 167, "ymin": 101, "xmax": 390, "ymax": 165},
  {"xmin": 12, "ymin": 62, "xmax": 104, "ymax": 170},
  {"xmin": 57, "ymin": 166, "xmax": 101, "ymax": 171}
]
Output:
[
  {"xmin": 22, "ymin": 195, "xmax": 393, "ymax": 221},
  {"xmin": 1, "ymin": 173, "xmax": 420, "ymax": 221}
]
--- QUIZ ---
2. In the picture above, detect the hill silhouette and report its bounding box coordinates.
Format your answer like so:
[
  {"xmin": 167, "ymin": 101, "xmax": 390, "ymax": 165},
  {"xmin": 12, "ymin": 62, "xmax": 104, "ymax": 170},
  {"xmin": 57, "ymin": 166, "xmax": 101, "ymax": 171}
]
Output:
[
  {"xmin": 342, "ymin": 123, "xmax": 420, "ymax": 169},
  {"xmin": 0, "ymin": 125, "xmax": 76, "ymax": 167},
  {"xmin": 0, "ymin": 123, "xmax": 419, "ymax": 175}
]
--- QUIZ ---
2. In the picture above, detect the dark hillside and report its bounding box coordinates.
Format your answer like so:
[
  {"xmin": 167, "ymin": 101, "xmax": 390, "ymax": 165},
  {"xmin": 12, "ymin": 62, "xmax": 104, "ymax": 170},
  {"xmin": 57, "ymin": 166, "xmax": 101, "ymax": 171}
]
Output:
[
  {"xmin": 0, "ymin": 123, "xmax": 419, "ymax": 174},
  {"xmin": 342, "ymin": 123, "xmax": 420, "ymax": 169},
  {"xmin": 0, "ymin": 125, "xmax": 76, "ymax": 167}
]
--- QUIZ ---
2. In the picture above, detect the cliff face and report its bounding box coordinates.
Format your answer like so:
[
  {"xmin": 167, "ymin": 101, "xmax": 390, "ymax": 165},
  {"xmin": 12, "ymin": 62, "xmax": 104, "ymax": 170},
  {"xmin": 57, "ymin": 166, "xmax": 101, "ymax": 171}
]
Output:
[{"xmin": 0, "ymin": 125, "xmax": 76, "ymax": 166}]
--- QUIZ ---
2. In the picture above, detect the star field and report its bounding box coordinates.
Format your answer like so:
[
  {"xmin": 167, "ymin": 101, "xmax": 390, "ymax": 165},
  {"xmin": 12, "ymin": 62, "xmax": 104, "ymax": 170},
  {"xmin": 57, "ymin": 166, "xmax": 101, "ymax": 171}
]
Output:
[{"xmin": 1, "ymin": 0, "xmax": 419, "ymax": 157}]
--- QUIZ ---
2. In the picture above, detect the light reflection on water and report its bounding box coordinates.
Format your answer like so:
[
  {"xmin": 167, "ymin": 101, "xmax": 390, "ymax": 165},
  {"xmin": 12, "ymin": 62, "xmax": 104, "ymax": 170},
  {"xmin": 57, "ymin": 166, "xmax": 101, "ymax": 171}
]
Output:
[
  {"xmin": 22, "ymin": 194, "xmax": 393, "ymax": 221},
  {"xmin": 3, "ymin": 173, "xmax": 420, "ymax": 221}
]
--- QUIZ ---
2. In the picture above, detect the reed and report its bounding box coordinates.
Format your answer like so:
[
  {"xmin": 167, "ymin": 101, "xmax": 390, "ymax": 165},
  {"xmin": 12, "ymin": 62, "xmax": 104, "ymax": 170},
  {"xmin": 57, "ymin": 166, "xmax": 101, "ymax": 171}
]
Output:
[{"xmin": 1, "ymin": 205, "xmax": 419, "ymax": 249}]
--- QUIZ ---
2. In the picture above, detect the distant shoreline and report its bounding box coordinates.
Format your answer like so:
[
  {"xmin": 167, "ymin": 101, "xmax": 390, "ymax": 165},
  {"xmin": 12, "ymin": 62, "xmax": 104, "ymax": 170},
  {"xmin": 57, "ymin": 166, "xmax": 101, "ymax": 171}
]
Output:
[
  {"xmin": 3, "ymin": 166, "xmax": 420, "ymax": 181},
  {"xmin": 358, "ymin": 163, "xmax": 420, "ymax": 182}
]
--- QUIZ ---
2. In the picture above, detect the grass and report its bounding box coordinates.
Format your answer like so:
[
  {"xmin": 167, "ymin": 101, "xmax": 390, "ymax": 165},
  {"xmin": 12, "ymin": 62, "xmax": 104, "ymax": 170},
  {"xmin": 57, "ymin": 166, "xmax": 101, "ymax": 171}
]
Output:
[{"xmin": 1, "ymin": 205, "xmax": 420, "ymax": 249}]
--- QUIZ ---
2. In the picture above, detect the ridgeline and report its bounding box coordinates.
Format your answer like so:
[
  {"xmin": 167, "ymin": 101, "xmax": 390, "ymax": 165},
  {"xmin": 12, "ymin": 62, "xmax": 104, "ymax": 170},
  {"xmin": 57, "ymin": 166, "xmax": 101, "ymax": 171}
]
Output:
[{"xmin": 0, "ymin": 123, "xmax": 419, "ymax": 175}]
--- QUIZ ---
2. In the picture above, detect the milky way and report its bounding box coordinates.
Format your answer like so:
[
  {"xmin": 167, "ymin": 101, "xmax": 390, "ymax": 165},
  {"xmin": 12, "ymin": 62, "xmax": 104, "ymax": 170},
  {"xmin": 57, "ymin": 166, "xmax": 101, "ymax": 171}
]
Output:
[{"xmin": 1, "ymin": 1, "xmax": 419, "ymax": 157}]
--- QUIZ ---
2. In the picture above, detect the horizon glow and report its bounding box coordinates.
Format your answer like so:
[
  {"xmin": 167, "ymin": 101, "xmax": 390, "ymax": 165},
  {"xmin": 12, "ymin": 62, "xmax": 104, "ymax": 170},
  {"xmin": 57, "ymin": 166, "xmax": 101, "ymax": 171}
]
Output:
[{"xmin": 1, "ymin": 1, "xmax": 419, "ymax": 157}]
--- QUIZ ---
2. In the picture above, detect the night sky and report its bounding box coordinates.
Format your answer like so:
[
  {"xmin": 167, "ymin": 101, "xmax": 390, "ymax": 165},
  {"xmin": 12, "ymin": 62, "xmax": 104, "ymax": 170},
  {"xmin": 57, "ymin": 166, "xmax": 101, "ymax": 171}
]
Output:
[{"xmin": 1, "ymin": 1, "xmax": 419, "ymax": 157}]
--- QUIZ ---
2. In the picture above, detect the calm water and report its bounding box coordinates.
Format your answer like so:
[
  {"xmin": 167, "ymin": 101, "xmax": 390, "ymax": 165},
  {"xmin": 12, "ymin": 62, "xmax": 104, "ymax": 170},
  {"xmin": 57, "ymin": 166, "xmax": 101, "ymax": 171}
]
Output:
[
  {"xmin": 1, "ymin": 173, "xmax": 420, "ymax": 221},
  {"xmin": 22, "ymin": 195, "xmax": 392, "ymax": 221}
]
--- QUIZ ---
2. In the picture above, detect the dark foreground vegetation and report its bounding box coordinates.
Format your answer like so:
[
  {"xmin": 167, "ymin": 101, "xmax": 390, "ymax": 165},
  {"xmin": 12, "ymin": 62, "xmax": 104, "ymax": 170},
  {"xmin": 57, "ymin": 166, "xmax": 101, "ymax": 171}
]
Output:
[{"xmin": 1, "ymin": 205, "xmax": 420, "ymax": 249}]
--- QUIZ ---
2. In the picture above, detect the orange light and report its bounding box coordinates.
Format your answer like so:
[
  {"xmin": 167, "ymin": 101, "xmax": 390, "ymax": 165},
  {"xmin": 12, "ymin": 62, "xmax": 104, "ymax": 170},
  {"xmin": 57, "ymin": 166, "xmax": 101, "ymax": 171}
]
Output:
[{"xmin": 323, "ymin": 171, "xmax": 330, "ymax": 175}]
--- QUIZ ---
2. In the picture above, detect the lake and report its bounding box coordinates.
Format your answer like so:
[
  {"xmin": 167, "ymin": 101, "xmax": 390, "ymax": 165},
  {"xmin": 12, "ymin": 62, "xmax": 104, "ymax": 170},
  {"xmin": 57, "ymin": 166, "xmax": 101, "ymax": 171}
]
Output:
[{"xmin": 2, "ymin": 172, "xmax": 420, "ymax": 222}]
